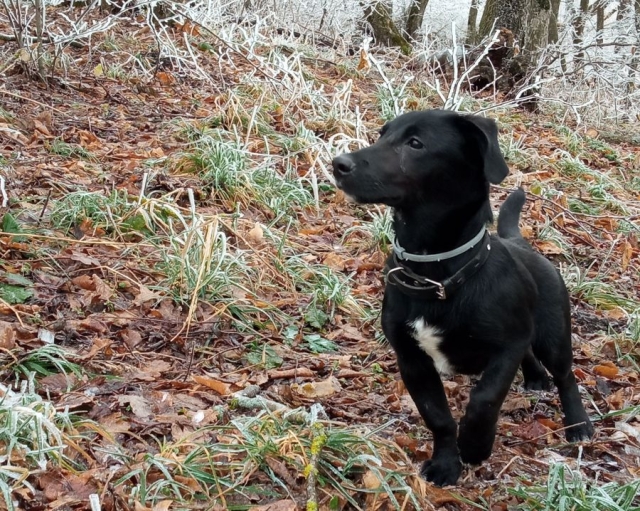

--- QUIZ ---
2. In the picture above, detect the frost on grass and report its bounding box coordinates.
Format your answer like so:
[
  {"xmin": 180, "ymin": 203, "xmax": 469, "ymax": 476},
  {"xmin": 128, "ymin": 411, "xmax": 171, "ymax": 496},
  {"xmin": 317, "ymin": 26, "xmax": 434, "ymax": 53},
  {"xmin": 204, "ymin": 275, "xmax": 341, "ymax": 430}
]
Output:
[{"xmin": 0, "ymin": 377, "xmax": 76, "ymax": 509}]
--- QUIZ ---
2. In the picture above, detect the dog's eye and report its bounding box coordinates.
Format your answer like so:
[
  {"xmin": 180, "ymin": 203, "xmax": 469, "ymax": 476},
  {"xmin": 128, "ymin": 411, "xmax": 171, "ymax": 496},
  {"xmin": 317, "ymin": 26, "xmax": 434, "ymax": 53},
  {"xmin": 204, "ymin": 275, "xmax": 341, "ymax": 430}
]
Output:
[{"xmin": 408, "ymin": 138, "xmax": 424, "ymax": 149}]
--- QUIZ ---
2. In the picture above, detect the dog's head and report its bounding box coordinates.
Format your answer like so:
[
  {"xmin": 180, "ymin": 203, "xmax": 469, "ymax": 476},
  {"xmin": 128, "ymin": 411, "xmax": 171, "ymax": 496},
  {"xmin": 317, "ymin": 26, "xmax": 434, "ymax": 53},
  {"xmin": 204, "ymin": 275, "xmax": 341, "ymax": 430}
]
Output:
[{"xmin": 332, "ymin": 110, "xmax": 509, "ymax": 208}]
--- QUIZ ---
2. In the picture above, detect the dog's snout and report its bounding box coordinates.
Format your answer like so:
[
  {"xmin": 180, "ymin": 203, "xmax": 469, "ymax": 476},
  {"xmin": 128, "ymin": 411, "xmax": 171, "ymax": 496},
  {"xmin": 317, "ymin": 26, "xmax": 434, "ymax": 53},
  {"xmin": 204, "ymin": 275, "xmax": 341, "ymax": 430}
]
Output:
[{"xmin": 332, "ymin": 154, "xmax": 356, "ymax": 176}]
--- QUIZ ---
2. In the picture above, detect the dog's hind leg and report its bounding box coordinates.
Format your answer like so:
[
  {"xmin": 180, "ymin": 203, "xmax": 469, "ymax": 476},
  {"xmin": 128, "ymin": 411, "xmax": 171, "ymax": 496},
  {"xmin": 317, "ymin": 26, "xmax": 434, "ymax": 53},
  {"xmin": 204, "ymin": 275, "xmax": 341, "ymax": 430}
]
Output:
[
  {"xmin": 536, "ymin": 340, "xmax": 594, "ymax": 441},
  {"xmin": 521, "ymin": 346, "xmax": 552, "ymax": 390}
]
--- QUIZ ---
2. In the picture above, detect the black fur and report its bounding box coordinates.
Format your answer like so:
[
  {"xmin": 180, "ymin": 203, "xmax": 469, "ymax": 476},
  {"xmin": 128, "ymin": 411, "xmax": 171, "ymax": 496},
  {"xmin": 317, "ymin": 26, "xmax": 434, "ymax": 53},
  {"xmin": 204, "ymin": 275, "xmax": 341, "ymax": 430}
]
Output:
[{"xmin": 332, "ymin": 109, "xmax": 593, "ymax": 487}]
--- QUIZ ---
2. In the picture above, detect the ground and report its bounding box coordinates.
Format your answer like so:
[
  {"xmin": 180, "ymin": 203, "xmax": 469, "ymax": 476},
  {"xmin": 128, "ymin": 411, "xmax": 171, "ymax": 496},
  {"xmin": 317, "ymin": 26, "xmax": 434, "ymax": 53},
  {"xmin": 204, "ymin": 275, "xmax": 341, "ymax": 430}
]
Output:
[{"xmin": 1, "ymin": 7, "xmax": 640, "ymax": 511}]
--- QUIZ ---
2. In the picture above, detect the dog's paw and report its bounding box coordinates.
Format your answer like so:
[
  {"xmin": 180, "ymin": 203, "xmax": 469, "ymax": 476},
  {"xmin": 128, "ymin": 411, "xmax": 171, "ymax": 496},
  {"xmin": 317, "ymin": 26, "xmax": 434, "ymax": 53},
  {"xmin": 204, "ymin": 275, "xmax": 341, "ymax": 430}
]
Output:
[
  {"xmin": 458, "ymin": 418, "xmax": 496, "ymax": 465},
  {"xmin": 420, "ymin": 458, "xmax": 462, "ymax": 487},
  {"xmin": 458, "ymin": 428, "xmax": 495, "ymax": 465},
  {"xmin": 459, "ymin": 443, "xmax": 493, "ymax": 465},
  {"xmin": 523, "ymin": 376, "xmax": 553, "ymax": 391},
  {"xmin": 565, "ymin": 421, "xmax": 594, "ymax": 443}
]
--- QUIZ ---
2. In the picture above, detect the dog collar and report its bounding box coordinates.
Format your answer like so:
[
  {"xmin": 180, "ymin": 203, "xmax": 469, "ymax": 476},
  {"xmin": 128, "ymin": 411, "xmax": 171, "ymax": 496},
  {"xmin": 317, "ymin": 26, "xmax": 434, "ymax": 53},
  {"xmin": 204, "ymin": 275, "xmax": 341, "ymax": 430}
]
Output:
[
  {"xmin": 393, "ymin": 227, "xmax": 487, "ymax": 262},
  {"xmin": 385, "ymin": 232, "xmax": 491, "ymax": 300}
]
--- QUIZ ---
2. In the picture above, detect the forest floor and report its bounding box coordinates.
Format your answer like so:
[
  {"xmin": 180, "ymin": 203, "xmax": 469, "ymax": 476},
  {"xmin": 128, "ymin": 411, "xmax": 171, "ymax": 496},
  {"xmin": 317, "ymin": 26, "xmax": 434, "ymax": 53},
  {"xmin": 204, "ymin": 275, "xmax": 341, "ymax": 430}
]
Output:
[{"xmin": 1, "ymin": 8, "xmax": 640, "ymax": 511}]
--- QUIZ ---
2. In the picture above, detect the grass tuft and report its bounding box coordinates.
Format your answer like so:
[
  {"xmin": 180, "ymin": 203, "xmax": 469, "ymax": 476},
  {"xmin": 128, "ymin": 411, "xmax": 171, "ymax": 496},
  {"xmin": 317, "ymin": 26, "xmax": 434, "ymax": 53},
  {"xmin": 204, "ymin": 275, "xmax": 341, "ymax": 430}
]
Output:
[{"xmin": 510, "ymin": 463, "xmax": 640, "ymax": 510}]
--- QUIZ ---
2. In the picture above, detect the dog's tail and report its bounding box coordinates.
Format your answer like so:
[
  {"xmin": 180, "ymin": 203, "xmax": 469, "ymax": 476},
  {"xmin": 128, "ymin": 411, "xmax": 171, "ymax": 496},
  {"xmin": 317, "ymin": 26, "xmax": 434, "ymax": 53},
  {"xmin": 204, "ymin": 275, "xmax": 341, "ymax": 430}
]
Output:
[{"xmin": 497, "ymin": 188, "xmax": 526, "ymax": 239}]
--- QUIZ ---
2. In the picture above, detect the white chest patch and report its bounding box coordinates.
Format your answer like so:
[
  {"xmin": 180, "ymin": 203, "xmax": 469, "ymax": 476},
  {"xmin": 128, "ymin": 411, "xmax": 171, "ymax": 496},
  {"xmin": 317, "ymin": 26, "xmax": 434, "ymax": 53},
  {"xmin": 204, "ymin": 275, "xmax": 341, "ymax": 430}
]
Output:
[{"xmin": 410, "ymin": 318, "xmax": 454, "ymax": 376}]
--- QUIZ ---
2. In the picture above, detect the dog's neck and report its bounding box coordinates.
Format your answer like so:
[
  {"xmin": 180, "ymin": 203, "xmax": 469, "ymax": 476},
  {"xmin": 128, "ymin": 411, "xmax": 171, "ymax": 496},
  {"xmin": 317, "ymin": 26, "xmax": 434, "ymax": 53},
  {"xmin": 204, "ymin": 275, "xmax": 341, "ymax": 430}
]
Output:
[{"xmin": 392, "ymin": 199, "xmax": 491, "ymax": 273}]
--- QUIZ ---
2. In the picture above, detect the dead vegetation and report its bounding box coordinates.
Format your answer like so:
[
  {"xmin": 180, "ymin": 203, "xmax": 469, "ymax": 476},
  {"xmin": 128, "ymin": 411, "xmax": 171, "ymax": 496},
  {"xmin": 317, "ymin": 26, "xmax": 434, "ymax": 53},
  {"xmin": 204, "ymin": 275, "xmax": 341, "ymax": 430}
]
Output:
[{"xmin": 1, "ymin": 2, "xmax": 640, "ymax": 510}]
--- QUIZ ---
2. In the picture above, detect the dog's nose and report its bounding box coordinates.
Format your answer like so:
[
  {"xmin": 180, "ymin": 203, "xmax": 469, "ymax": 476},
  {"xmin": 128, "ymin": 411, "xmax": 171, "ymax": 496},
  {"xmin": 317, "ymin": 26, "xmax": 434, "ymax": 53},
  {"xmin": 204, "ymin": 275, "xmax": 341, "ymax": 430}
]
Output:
[{"xmin": 332, "ymin": 154, "xmax": 356, "ymax": 176}]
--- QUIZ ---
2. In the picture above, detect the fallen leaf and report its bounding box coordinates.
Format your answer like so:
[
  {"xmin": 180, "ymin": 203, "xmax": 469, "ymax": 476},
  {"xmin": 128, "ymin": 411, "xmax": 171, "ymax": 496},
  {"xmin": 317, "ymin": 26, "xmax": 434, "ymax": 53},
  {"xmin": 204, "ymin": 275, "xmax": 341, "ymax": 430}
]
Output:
[
  {"xmin": 117, "ymin": 395, "xmax": 153, "ymax": 418},
  {"xmin": 92, "ymin": 275, "xmax": 113, "ymax": 300},
  {"xmin": 192, "ymin": 375, "xmax": 232, "ymax": 395},
  {"xmin": 291, "ymin": 376, "xmax": 341, "ymax": 398},
  {"xmin": 157, "ymin": 71, "xmax": 176, "ymax": 85},
  {"xmin": 152, "ymin": 501, "xmax": 173, "ymax": 511},
  {"xmin": 513, "ymin": 420, "xmax": 550, "ymax": 441},
  {"xmin": 134, "ymin": 285, "xmax": 163, "ymax": 305},
  {"xmin": 594, "ymin": 362, "xmax": 619, "ymax": 379},
  {"xmin": 120, "ymin": 328, "xmax": 142, "ymax": 349},
  {"xmin": 322, "ymin": 252, "xmax": 346, "ymax": 271},
  {"xmin": 248, "ymin": 223, "xmax": 264, "ymax": 243},
  {"xmin": 423, "ymin": 485, "xmax": 461, "ymax": 506},
  {"xmin": 72, "ymin": 275, "xmax": 95, "ymax": 291},
  {"xmin": 357, "ymin": 48, "xmax": 370, "ymax": 71},
  {"xmin": 394, "ymin": 434, "xmax": 418, "ymax": 452},
  {"xmin": 0, "ymin": 321, "xmax": 16, "ymax": 349},
  {"xmin": 621, "ymin": 240, "xmax": 633, "ymax": 272},
  {"xmin": 533, "ymin": 240, "xmax": 564, "ymax": 255},
  {"xmin": 502, "ymin": 396, "xmax": 530, "ymax": 412},
  {"xmin": 537, "ymin": 417, "xmax": 560, "ymax": 430}
]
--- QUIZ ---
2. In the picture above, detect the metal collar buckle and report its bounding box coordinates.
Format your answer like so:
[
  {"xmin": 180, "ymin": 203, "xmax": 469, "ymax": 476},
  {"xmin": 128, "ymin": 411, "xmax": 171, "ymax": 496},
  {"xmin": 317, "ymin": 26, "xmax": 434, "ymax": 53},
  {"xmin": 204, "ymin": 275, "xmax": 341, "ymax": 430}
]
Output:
[{"xmin": 386, "ymin": 267, "xmax": 447, "ymax": 299}]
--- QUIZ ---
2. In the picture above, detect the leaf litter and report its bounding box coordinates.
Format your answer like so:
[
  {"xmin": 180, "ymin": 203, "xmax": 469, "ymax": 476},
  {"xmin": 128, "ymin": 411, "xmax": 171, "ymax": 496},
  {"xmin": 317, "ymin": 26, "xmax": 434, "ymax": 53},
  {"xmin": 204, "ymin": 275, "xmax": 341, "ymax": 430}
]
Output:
[{"xmin": 0, "ymin": 7, "xmax": 640, "ymax": 511}]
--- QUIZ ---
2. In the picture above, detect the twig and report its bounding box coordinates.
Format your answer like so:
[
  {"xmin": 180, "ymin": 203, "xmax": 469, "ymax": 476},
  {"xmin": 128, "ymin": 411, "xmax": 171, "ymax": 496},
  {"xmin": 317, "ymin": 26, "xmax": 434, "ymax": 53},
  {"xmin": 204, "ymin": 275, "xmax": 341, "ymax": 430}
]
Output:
[
  {"xmin": 0, "ymin": 176, "xmax": 7, "ymax": 207},
  {"xmin": 0, "ymin": 297, "xmax": 25, "ymax": 327},
  {"xmin": 305, "ymin": 423, "xmax": 327, "ymax": 511},
  {"xmin": 37, "ymin": 189, "xmax": 52, "ymax": 224},
  {"xmin": 0, "ymin": 89, "xmax": 67, "ymax": 115}
]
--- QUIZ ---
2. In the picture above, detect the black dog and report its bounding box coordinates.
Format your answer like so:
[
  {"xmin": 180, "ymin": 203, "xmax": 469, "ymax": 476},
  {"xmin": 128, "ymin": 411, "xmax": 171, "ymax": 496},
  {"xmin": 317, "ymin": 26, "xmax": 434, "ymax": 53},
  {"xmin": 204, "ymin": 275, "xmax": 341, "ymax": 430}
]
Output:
[{"xmin": 332, "ymin": 110, "xmax": 593, "ymax": 486}]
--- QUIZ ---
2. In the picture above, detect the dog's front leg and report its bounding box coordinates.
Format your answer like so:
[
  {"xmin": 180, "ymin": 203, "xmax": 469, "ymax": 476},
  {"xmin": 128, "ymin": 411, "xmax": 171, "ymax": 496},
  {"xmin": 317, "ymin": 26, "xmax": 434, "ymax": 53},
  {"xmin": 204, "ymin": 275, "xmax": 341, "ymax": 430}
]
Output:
[
  {"xmin": 457, "ymin": 345, "xmax": 526, "ymax": 465},
  {"xmin": 397, "ymin": 352, "xmax": 462, "ymax": 486}
]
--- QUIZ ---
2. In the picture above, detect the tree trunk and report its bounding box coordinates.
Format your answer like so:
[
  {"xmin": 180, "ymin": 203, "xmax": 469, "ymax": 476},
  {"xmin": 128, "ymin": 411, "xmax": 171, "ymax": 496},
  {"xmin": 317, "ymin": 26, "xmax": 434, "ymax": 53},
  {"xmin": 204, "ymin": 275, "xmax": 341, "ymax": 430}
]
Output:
[
  {"xmin": 548, "ymin": 0, "xmax": 561, "ymax": 44},
  {"xmin": 478, "ymin": 0, "xmax": 550, "ymax": 50},
  {"xmin": 573, "ymin": 0, "xmax": 590, "ymax": 69},
  {"xmin": 404, "ymin": 0, "xmax": 430, "ymax": 40},
  {"xmin": 467, "ymin": 0, "xmax": 481, "ymax": 44},
  {"xmin": 596, "ymin": 0, "xmax": 605, "ymax": 46},
  {"xmin": 526, "ymin": 0, "xmax": 551, "ymax": 51},
  {"xmin": 475, "ymin": 0, "xmax": 551, "ymax": 111},
  {"xmin": 478, "ymin": 0, "xmax": 501, "ymax": 41},
  {"xmin": 362, "ymin": 0, "xmax": 412, "ymax": 54}
]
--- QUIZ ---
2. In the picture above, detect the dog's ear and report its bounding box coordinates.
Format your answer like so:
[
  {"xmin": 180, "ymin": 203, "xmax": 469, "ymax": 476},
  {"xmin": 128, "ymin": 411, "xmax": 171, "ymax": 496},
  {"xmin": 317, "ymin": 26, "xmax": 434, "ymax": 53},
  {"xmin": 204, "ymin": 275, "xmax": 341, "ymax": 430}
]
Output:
[{"xmin": 462, "ymin": 115, "xmax": 509, "ymax": 184}]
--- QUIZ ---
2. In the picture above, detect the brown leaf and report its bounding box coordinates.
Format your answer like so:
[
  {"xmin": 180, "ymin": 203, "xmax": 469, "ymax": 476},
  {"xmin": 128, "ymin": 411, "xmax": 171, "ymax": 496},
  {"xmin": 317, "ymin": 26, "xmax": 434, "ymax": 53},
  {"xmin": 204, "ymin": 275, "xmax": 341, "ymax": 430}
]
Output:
[
  {"xmin": 68, "ymin": 250, "xmax": 101, "ymax": 266},
  {"xmin": 92, "ymin": 275, "xmax": 113, "ymax": 300},
  {"xmin": 117, "ymin": 395, "xmax": 153, "ymax": 418},
  {"xmin": 357, "ymin": 48, "xmax": 370, "ymax": 71},
  {"xmin": 502, "ymin": 396, "xmax": 530, "ymax": 412},
  {"xmin": 0, "ymin": 321, "xmax": 16, "ymax": 350},
  {"xmin": 152, "ymin": 501, "xmax": 173, "ymax": 511},
  {"xmin": 594, "ymin": 362, "xmax": 619, "ymax": 379},
  {"xmin": 134, "ymin": 285, "xmax": 163, "ymax": 306},
  {"xmin": 621, "ymin": 240, "xmax": 634, "ymax": 272},
  {"xmin": 69, "ymin": 317, "xmax": 108, "ymax": 334},
  {"xmin": 248, "ymin": 223, "xmax": 264, "ymax": 244},
  {"xmin": 192, "ymin": 375, "xmax": 232, "ymax": 395},
  {"xmin": 99, "ymin": 413, "xmax": 131, "ymax": 435},
  {"xmin": 77, "ymin": 129, "xmax": 101, "ymax": 149},
  {"xmin": 120, "ymin": 328, "xmax": 142, "ymax": 349},
  {"xmin": 423, "ymin": 485, "xmax": 461, "ymax": 506},
  {"xmin": 574, "ymin": 367, "xmax": 588, "ymax": 381},
  {"xmin": 537, "ymin": 417, "xmax": 560, "ymax": 430},
  {"xmin": 533, "ymin": 240, "xmax": 564, "ymax": 255},
  {"xmin": 72, "ymin": 275, "xmax": 96, "ymax": 291},
  {"xmin": 40, "ymin": 373, "xmax": 77, "ymax": 394},
  {"xmin": 291, "ymin": 376, "xmax": 341, "ymax": 398},
  {"xmin": 394, "ymin": 434, "xmax": 418, "ymax": 452},
  {"xmin": 513, "ymin": 420, "xmax": 550, "ymax": 441},
  {"xmin": 322, "ymin": 252, "xmax": 346, "ymax": 271},
  {"xmin": 157, "ymin": 71, "xmax": 176, "ymax": 86}
]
